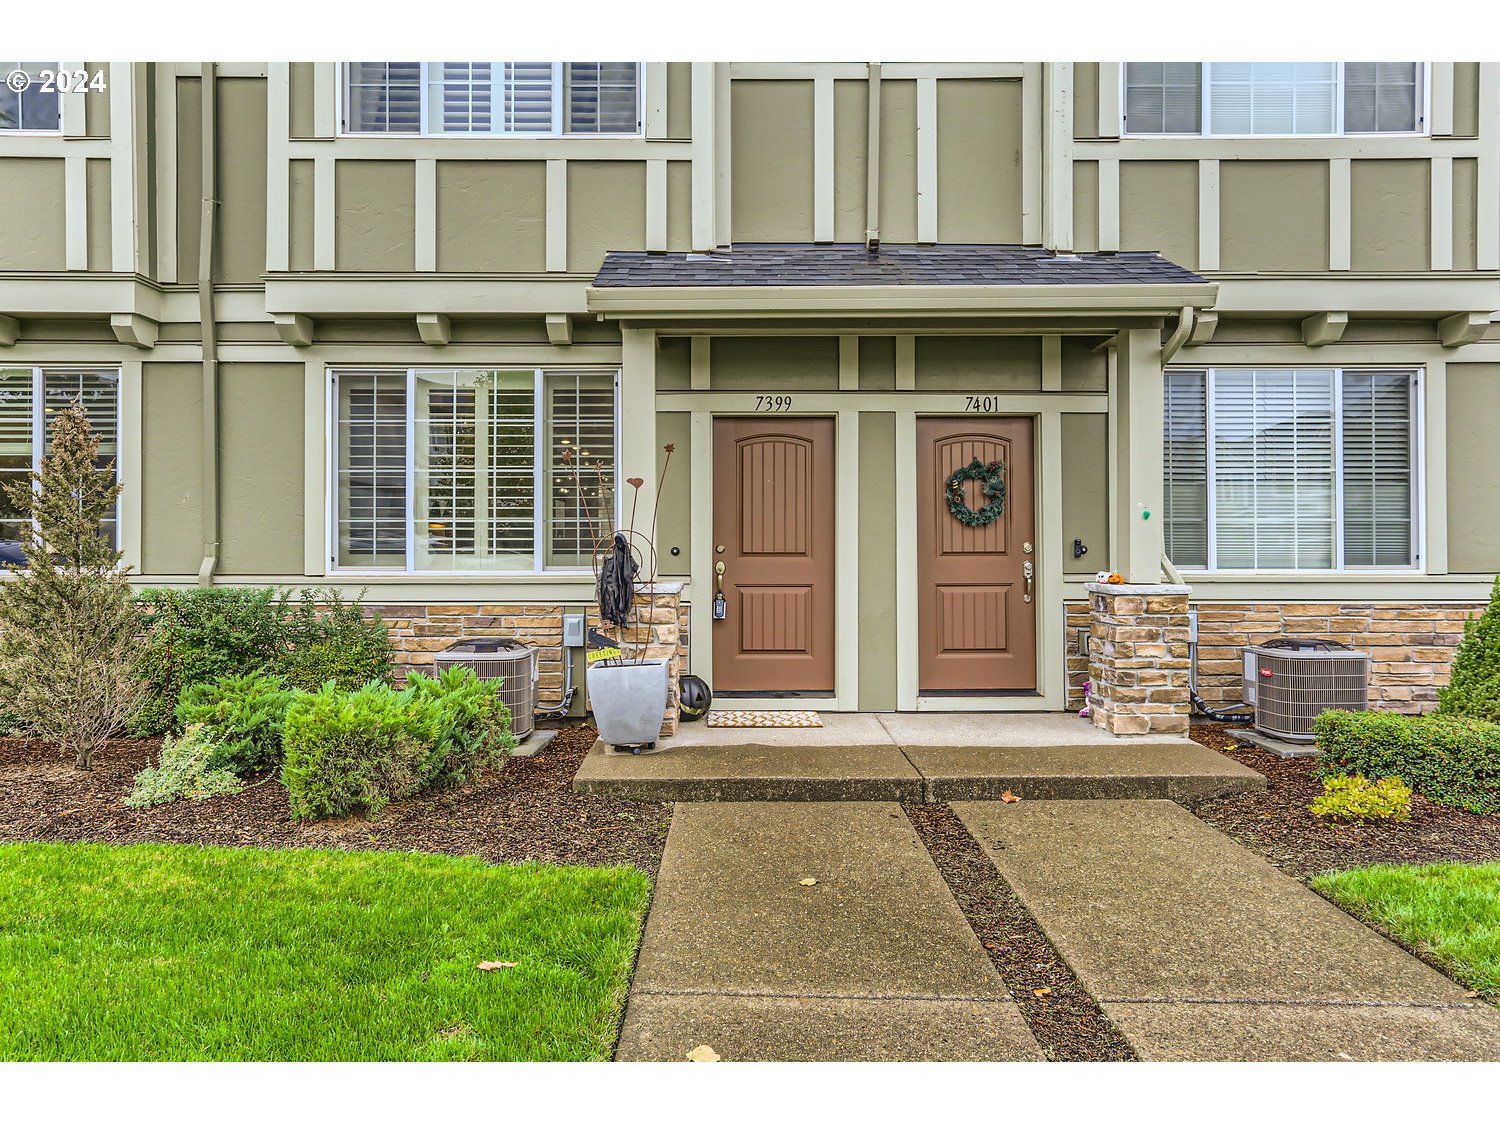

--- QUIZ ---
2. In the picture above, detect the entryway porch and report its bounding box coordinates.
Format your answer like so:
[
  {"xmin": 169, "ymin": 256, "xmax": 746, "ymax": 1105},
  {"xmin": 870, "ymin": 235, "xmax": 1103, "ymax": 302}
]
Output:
[{"xmin": 573, "ymin": 711, "xmax": 1264, "ymax": 803}]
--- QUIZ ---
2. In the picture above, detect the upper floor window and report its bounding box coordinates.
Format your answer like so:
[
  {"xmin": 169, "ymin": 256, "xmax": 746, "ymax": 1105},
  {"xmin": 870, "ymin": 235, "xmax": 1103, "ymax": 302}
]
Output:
[
  {"xmin": 1124, "ymin": 63, "xmax": 1424, "ymax": 137},
  {"xmin": 341, "ymin": 62, "xmax": 641, "ymax": 136},
  {"xmin": 0, "ymin": 367, "xmax": 120, "ymax": 554},
  {"xmin": 1163, "ymin": 367, "xmax": 1418, "ymax": 573},
  {"xmin": 0, "ymin": 62, "xmax": 61, "ymax": 132}
]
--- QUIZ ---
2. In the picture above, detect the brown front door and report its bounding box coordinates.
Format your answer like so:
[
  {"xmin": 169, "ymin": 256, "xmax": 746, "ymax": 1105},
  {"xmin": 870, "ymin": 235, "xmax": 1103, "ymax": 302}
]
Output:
[
  {"xmin": 711, "ymin": 417, "xmax": 836, "ymax": 693},
  {"xmin": 917, "ymin": 417, "xmax": 1037, "ymax": 692}
]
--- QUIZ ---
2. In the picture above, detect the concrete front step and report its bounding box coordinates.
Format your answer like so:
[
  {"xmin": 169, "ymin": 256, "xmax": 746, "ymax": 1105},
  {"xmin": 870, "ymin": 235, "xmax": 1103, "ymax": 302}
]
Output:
[{"xmin": 573, "ymin": 712, "xmax": 1265, "ymax": 802}]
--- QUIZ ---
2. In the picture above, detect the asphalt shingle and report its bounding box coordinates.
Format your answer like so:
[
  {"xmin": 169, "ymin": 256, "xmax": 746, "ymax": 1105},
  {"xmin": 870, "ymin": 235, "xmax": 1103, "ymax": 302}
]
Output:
[{"xmin": 593, "ymin": 243, "xmax": 1206, "ymax": 288}]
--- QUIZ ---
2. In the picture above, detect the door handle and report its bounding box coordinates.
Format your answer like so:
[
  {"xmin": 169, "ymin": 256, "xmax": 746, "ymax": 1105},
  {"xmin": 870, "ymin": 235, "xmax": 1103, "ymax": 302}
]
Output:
[
  {"xmin": 1023, "ymin": 560, "xmax": 1034, "ymax": 604},
  {"xmin": 713, "ymin": 561, "xmax": 727, "ymax": 621}
]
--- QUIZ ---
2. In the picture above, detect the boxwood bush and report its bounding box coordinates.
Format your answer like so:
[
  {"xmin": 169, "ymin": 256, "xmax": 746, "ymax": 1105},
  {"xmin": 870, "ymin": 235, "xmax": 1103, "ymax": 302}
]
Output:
[
  {"xmin": 1312, "ymin": 709, "xmax": 1500, "ymax": 815},
  {"xmin": 281, "ymin": 668, "xmax": 513, "ymax": 821},
  {"xmin": 131, "ymin": 587, "xmax": 393, "ymax": 737}
]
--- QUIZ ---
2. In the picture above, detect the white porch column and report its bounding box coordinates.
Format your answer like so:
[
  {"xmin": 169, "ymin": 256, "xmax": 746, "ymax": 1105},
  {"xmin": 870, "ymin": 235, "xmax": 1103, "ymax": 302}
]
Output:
[
  {"xmin": 619, "ymin": 327, "xmax": 659, "ymax": 535},
  {"xmin": 1113, "ymin": 326, "xmax": 1166, "ymax": 584}
]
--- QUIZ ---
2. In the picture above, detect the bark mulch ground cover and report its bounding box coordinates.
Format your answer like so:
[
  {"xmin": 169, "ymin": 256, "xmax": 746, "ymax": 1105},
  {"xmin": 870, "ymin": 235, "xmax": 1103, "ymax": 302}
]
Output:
[
  {"xmin": 904, "ymin": 802, "xmax": 1136, "ymax": 1062},
  {"xmin": 1187, "ymin": 722, "xmax": 1500, "ymax": 880},
  {"xmin": 0, "ymin": 723, "xmax": 671, "ymax": 876}
]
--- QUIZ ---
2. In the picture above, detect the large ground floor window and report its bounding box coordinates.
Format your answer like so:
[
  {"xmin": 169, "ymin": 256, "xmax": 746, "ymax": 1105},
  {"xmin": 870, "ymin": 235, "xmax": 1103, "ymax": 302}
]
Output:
[
  {"xmin": 1164, "ymin": 367, "xmax": 1418, "ymax": 571},
  {"xmin": 0, "ymin": 366, "xmax": 120, "ymax": 551},
  {"xmin": 331, "ymin": 367, "xmax": 617, "ymax": 573}
]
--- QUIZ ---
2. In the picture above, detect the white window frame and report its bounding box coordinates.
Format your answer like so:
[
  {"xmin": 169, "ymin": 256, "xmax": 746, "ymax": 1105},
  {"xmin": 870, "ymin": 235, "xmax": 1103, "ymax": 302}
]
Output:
[
  {"xmin": 1121, "ymin": 63, "xmax": 1429, "ymax": 138},
  {"xmin": 326, "ymin": 366, "xmax": 621, "ymax": 577},
  {"xmin": 0, "ymin": 364, "xmax": 123, "ymax": 547},
  {"xmin": 337, "ymin": 62, "xmax": 644, "ymax": 138},
  {"xmin": 1164, "ymin": 365, "xmax": 1424, "ymax": 575},
  {"xmin": 0, "ymin": 61, "xmax": 65, "ymax": 135}
]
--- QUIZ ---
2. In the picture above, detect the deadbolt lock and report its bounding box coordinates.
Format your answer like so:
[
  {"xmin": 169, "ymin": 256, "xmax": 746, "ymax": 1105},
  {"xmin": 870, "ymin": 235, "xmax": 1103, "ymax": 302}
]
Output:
[
  {"xmin": 716, "ymin": 544, "xmax": 725, "ymax": 554},
  {"xmin": 1023, "ymin": 541, "xmax": 1033, "ymax": 554}
]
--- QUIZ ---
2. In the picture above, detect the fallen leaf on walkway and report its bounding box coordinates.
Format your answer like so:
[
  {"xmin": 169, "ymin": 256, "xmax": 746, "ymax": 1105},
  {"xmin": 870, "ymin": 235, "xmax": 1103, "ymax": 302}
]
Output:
[
  {"xmin": 477, "ymin": 961, "xmax": 519, "ymax": 971},
  {"xmin": 799, "ymin": 878, "xmax": 818, "ymax": 886},
  {"xmin": 1032, "ymin": 987, "xmax": 1052, "ymax": 997},
  {"xmin": 687, "ymin": 1044, "xmax": 720, "ymax": 1062},
  {"xmin": 1465, "ymin": 990, "xmax": 1480, "ymax": 998},
  {"xmin": 1001, "ymin": 791, "xmax": 1021, "ymax": 803}
]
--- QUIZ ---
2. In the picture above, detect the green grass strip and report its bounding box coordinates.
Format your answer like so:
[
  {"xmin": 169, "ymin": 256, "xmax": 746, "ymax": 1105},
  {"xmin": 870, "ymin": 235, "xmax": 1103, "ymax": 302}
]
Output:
[
  {"xmin": 0, "ymin": 842, "xmax": 651, "ymax": 1061},
  {"xmin": 1312, "ymin": 863, "xmax": 1500, "ymax": 996}
]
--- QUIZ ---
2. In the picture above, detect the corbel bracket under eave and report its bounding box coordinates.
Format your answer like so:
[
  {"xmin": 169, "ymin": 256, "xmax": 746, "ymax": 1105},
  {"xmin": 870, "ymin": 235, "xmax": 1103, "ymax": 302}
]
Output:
[
  {"xmin": 273, "ymin": 313, "xmax": 314, "ymax": 347},
  {"xmin": 0, "ymin": 314, "xmax": 18, "ymax": 346},
  {"xmin": 1439, "ymin": 311, "xmax": 1492, "ymax": 348},
  {"xmin": 1301, "ymin": 311, "xmax": 1349, "ymax": 347},
  {"xmin": 417, "ymin": 313, "xmax": 451, "ymax": 347},
  {"xmin": 545, "ymin": 312, "xmax": 574, "ymax": 346},
  {"xmin": 1187, "ymin": 309, "xmax": 1218, "ymax": 345},
  {"xmin": 110, "ymin": 312, "xmax": 159, "ymax": 350}
]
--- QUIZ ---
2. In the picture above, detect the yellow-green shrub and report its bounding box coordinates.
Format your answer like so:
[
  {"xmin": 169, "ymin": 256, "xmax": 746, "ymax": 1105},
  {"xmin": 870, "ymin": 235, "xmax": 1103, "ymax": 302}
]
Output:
[{"xmin": 1309, "ymin": 774, "xmax": 1413, "ymax": 823}]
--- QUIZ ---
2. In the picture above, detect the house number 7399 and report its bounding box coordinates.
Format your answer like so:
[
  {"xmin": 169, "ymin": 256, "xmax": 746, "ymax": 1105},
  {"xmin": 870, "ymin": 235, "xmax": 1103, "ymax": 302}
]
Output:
[{"xmin": 755, "ymin": 395, "xmax": 793, "ymax": 412}]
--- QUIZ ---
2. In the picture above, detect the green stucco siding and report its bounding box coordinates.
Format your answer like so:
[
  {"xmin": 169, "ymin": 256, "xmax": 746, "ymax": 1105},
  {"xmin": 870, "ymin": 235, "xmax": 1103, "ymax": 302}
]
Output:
[
  {"xmin": 218, "ymin": 364, "xmax": 305, "ymax": 576},
  {"xmin": 936, "ymin": 78, "xmax": 1023, "ymax": 243},
  {"xmin": 655, "ymin": 412, "xmax": 691, "ymax": 578},
  {"xmin": 0, "ymin": 158, "xmax": 66, "ymax": 270},
  {"xmin": 858, "ymin": 412, "xmax": 897, "ymax": 710},
  {"xmin": 436, "ymin": 160, "xmax": 545, "ymax": 273},
  {"xmin": 731, "ymin": 80, "xmax": 815, "ymax": 242},
  {"xmin": 336, "ymin": 160, "xmax": 415, "ymax": 271},
  {"xmin": 141, "ymin": 363, "xmax": 205, "ymax": 576},
  {"xmin": 1061, "ymin": 413, "xmax": 1108, "ymax": 575},
  {"xmin": 1350, "ymin": 159, "xmax": 1429, "ymax": 273},
  {"xmin": 1447, "ymin": 363, "xmax": 1500, "ymax": 575}
]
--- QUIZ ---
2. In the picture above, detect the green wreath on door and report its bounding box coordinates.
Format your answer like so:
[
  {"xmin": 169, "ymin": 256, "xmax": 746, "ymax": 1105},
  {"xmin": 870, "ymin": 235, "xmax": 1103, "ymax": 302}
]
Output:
[{"xmin": 945, "ymin": 457, "xmax": 1006, "ymax": 528}]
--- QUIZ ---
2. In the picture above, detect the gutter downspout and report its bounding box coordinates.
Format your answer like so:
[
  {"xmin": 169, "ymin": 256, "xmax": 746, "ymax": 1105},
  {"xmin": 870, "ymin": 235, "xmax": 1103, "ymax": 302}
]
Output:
[
  {"xmin": 1160, "ymin": 305, "xmax": 1194, "ymax": 364},
  {"xmin": 864, "ymin": 62, "xmax": 881, "ymax": 250},
  {"xmin": 197, "ymin": 62, "xmax": 219, "ymax": 586}
]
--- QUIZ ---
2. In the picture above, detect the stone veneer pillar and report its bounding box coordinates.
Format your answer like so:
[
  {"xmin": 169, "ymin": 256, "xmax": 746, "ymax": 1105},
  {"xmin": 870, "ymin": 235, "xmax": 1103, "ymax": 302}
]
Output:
[
  {"xmin": 596, "ymin": 581, "xmax": 684, "ymax": 740},
  {"xmin": 1086, "ymin": 582, "xmax": 1193, "ymax": 736}
]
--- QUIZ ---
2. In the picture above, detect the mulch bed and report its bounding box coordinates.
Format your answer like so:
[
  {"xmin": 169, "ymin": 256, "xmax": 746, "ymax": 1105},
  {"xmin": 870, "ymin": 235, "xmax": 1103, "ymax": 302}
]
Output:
[
  {"xmin": 1188, "ymin": 722, "xmax": 1500, "ymax": 880},
  {"xmin": 904, "ymin": 802, "xmax": 1135, "ymax": 1062},
  {"xmin": 0, "ymin": 723, "xmax": 672, "ymax": 876}
]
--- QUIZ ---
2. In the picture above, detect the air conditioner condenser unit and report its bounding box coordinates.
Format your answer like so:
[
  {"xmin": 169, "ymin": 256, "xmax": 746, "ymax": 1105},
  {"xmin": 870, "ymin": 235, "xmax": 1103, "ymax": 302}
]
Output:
[{"xmin": 1242, "ymin": 637, "xmax": 1370, "ymax": 743}]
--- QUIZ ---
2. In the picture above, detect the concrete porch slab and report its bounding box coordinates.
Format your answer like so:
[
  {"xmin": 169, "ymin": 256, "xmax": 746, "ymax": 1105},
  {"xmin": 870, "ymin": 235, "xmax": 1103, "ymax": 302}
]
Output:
[{"xmin": 573, "ymin": 711, "xmax": 1264, "ymax": 802}]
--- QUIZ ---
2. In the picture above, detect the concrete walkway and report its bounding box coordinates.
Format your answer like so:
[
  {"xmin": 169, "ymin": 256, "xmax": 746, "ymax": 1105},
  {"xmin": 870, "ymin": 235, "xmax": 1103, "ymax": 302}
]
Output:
[
  {"xmin": 616, "ymin": 798, "xmax": 1500, "ymax": 1062},
  {"xmin": 577, "ymin": 712, "xmax": 1266, "ymax": 803},
  {"xmin": 615, "ymin": 802, "xmax": 1043, "ymax": 1061},
  {"xmin": 954, "ymin": 800, "xmax": 1500, "ymax": 1061}
]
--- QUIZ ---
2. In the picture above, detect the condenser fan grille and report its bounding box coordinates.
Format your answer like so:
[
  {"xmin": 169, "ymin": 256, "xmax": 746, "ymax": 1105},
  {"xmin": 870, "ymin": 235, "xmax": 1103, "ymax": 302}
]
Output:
[{"xmin": 1243, "ymin": 639, "xmax": 1370, "ymax": 743}]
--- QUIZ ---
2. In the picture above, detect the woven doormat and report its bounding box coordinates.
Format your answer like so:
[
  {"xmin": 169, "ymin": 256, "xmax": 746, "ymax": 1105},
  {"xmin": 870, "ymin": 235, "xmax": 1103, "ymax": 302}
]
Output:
[{"xmin": 706, "ymin": 709, "xmax": 824, "ymax": 728}]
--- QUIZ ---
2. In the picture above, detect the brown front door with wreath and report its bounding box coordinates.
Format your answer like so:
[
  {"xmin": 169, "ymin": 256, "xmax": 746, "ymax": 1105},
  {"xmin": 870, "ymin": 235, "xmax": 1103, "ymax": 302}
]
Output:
[{"xmin": 917, "ymin": 417, "xmax": 1037, "ymax": 692}]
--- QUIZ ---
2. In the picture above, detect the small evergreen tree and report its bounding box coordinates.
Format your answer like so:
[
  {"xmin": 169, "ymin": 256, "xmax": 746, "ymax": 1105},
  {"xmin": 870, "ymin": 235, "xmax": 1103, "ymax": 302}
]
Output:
[
  {"xmin": 0, "ymin": 401, "xmax": 144, "ymax": 769},
  {"xmin": 1439, "ymin": 575, "xmax": 1500, "ymax": 723}
]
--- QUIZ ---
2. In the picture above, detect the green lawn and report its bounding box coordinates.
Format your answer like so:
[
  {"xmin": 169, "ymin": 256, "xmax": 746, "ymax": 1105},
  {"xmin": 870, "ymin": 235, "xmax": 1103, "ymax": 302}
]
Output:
[
  {"xmin": 1312, "ymin": 863, "xmax": 1500, "ymax": 996},
  {"xmin": 0, "ymin": 843, "xmax": 651, "ymax": 1061}
]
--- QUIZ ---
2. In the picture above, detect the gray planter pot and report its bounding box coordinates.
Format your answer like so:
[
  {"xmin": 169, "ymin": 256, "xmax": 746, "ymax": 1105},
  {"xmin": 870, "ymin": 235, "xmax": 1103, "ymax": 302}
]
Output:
[{"xmin": 588, "ymin": 660, "xmax": 669, "ymax": 749}]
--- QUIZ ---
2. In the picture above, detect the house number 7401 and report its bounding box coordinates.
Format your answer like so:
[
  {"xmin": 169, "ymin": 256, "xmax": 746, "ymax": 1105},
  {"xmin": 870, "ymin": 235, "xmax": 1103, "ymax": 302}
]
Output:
[
  {"xmin": 965, "ymin": 396, "xmax": 1002, "ymax": 412},
  {"xmin": 755, "ymin": 395, "xmax": 793, "ymax": 412}
]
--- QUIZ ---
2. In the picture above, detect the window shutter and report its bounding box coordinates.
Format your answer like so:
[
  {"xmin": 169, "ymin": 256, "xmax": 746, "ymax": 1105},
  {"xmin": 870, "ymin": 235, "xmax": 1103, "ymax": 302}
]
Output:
[
  {"xmin": 1341, "ymin": 370, "xmax": 1414, "ymax": 566},
  {"xmin": 546, "ymin": 373, "xmax": 616, "ymax": 566},
  {"xmin": 1212, "ymin": 368, "xmax": 1335, "ymax": 570},
  {"xmin": 336, "ymin": 371, "xmax": 408, "ymax": 566},
  {"xmin": 0, "ymin": 369, "xmax": 34, "ymax": 544},
  {"xmin": 428, "ymin": 62, "xmax": 493, "ymax": 133},
  {"xmin": 1163, "ymin": 371, "xmax": 1209, "ymax": 569},
  {"xmin": 503, "ymin": 62, "xmax": 556, "ymax": 133},
  {"xmin": 1343, "ymin": 62, "xmax": 1418, "ymax": 132},
  {"xmin": 565, "ymin": 62, "xmax": 640, "ymax": 134},
  {"xmin": 1124, "ymin": 62, "xmax": 1201, "ymax": 134},
  {"xmin": 344, "ymin": 62, "xmax": 420, "ymax": 133}
]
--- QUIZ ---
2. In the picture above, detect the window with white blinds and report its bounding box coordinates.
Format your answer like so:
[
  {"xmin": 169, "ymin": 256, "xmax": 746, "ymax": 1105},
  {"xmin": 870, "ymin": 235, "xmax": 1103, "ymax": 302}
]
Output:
[
  {"xmin": 343, "ymin": 63, "xmax": 640, "ymax": 136},
  {"xmin": 1162, "ymin": 368, "xmax": 1418, "ymax": 572},
  {"xmin": 0, "ymin": 62, "xmax": 61, "ymax": 131},
  {"xmin": 0, "ymin": 367, "xmax": 120, "ymax": 549},
  {"xmin": 1123, "ymin": 63, "xmax": 1424, "ymax": 136},
  {"xmin": 332, "ymin": 368, "xmax": 617, "ymax": 572}
]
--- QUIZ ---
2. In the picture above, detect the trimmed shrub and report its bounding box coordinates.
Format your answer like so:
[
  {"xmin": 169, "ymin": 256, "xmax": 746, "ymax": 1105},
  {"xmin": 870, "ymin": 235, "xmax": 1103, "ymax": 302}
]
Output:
[
  {"xmin": 126, "ymin": 727, "xmax": 244, "ymax": 808},
  {"xmin": 174, "ymin": 672, "xmax": 299, "ymax": 773},
  {"xmin": 406, "ymin": 666, "xmax": 517, "ymax": 786},
  {"xmin": 1439, "ymin": 575, "xmax": 1500, "ymax": 723},
  {"xmin": 131, "ymin": 588, "xmax": 291, "ymax": 737},
  {"xmin": 281, "ymin": 683, "xmax": 429, "ymax": 820},
  {"xmin": 1309, "ymin": 774, "xmax": 1413, "ymax": 823},
  {"xmin": 276, "ymin": 588, "xmax": 394, "ymax": 692},
  {"xmin": 1313, "ymin": 709, "xmax": 1500, "ymax": 815}
]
